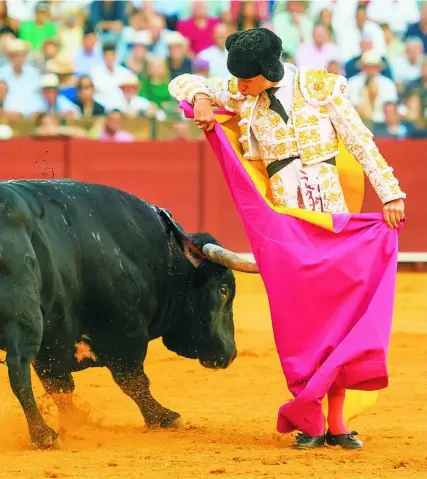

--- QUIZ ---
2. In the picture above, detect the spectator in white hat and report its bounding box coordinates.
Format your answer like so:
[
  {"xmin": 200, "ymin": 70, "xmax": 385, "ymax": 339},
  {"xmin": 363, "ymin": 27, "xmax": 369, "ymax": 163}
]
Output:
[
  {"xmin": 45, "ymin": 52, "xmax": 78, "ymax": 102},
  {"xmin": 121, "ymin": 30, "xmax": 151, "ymax": 78},
  {"xmin": 347, "ymin": 50, "xmax": 398, "ymax": 124},
  {"xmin": 29, "ymin": 73, "xmax": 80, "ymax": 118},
  {"xmin": 165, "ymin": 31, "xmax": 193, "ymax": 80},
  {"xmin": 0, "ymin": 38, "xmax": 41, "ymax": 117},
  {"xmin": 345, "ymin": 33, "xmax": 394, "ymax": 80},
  {"xmin": 108, "ymin": 71, "xmax": 166, "ymax": 121}
]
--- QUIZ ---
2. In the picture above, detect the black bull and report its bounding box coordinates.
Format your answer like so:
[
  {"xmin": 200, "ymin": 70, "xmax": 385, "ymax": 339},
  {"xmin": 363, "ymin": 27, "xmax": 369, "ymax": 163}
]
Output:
[{"xmin": 0, "ymin": 179, "xmax": 259, "ymax": 448}]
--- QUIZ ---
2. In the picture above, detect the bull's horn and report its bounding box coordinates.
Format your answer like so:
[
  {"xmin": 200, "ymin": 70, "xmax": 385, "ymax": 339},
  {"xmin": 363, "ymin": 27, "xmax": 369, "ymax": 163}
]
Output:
[{"xmin": 202, "ymin": 244, "xmax": 259, "ymax": 274}]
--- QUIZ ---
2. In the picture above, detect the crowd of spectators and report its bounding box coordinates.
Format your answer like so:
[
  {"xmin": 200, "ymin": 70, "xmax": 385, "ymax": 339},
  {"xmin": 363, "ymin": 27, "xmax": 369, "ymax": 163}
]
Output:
[{"xmin": 0, "ymin": 0, "xmax": 426, "ymax": 141}]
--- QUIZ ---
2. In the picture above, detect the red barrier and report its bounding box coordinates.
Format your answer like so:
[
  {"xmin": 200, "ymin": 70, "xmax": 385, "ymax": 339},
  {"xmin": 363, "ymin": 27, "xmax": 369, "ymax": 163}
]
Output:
[
  {"xmin": 0, "ymin": 138, "xmax": 425, "ymax": 255},
  {"xmin": 0, "ymin": 139, "xmax": 66, "ymax": 180},
  {"xmin": 66, "ymin": 139, "xmax": 203, "ymax": 232}
]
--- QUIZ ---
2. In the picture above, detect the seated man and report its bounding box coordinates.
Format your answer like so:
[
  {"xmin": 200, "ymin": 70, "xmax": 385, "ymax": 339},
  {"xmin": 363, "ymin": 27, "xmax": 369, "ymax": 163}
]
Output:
[
  {"xmin": 29, "ymin": 73, "xmax": 80, "ymax": 118},
  {"xmin": 110, "ymin": 72, "xmax": 167, "ymax": 121},
  {"xmin": 372, "ymin": 101, "xmax": 426, "ymax": 138},
  {"xmin": 345, "ymin": 33, "xmax": 393, "ymax": 80}
]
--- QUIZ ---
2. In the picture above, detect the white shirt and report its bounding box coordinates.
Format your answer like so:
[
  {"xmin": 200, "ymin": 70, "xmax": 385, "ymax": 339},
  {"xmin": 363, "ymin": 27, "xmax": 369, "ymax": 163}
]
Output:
[
  {"xmin": 104, "ymin": 91, "xmax": 167, "ymax": 121},
  {"xmin": 197, "ymin": 46, "xmax": 228, "ymax": 78},
  {"xmin": 27, "ymin": 93, "xmax": 81, "ymax": 117},
  {"xmin": 391, "ymin": 57, "xmax": 422, "ymax": 87},
  {"xmin": 89, "ymin": 63, "xmax": 133, "ymax": 108},
  {"xmin": 270, "ymin": 63, "xmax": 297, "ymax": 117},
  {"xmin": 335, "ymin": 20, "xmax": 387, "ymax": 63},
  {"xmin": 5, "ymin": 0, "xmax": 36, "ymax": 22},
  {"xmin": 0, "ymin": 63, "xmax": 41, "ymax": 117},
  {"xmin": 367, "ymin": 0, "xmax": 420, "ymax": 36},
  {"xmin": 347, "ymin": 73, "xmax": 398, "ymax": 122}
]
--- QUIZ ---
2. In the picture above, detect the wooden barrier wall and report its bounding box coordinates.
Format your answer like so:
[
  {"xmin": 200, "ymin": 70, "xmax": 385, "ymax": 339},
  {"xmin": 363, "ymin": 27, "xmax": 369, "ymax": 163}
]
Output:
[{"xmin": 1, "ymin": 138, "xmax": 426, "ymax": 254}]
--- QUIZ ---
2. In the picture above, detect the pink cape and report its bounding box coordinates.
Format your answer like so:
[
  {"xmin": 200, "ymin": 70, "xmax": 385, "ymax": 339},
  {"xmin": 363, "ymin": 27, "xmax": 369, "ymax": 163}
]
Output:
[{"xmin": 181, "ymin": 102, "xmax": 403, "ymax": 436}]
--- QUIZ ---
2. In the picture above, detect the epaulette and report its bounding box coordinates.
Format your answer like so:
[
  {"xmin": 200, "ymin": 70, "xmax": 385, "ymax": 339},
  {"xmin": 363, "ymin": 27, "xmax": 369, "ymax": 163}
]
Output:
[
  {"xmin": 298, "ymin": 68, "xmax": 341, "ymax": 106},
  {"xmin": 227, "ymin": 76, "xmax": 239, "ymax": 95}
]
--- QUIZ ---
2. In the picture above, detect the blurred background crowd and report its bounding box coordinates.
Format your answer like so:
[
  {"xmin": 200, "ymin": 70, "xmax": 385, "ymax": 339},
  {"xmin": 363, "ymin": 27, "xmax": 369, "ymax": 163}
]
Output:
[{"xmin": 0, "ymin": 0, "xmax": 426, "ymax": 142}]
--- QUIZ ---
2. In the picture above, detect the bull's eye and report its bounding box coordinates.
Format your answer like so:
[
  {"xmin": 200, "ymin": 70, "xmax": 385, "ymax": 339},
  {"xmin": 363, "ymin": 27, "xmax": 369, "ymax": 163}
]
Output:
[{"xmin": 219, "ymin": 286, "xmax": 228, "ymax": 297}]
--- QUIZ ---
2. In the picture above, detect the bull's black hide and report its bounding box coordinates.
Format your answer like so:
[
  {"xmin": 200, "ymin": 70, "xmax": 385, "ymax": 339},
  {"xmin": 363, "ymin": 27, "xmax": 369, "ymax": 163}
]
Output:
[{"xmin": 0, "ymin": 179, "xmax": 241, "ymax": 448}]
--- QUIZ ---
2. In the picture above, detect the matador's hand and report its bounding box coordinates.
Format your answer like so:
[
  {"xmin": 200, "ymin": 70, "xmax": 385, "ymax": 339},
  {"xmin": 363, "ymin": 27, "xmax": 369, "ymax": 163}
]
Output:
[
  {"xmin": 383, "ymin": 199, "xmax": 405, "ymax": 229},
  {"xmin": 194, "ymin": 94, "xmax": 216, "ymax": 131}
]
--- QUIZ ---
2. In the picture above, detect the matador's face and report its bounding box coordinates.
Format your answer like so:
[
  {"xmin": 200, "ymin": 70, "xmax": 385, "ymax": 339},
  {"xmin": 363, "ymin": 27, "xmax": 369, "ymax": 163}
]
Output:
[{"xmin": 237, "ymin": 75, "xmax": 275, "ymax": 97}]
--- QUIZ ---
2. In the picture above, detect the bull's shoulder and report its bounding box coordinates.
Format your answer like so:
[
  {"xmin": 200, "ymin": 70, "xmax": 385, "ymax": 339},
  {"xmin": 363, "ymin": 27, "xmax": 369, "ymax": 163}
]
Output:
[{"xmin": 0, "ymin": 182, "xmax": 37, "ymax": 227}]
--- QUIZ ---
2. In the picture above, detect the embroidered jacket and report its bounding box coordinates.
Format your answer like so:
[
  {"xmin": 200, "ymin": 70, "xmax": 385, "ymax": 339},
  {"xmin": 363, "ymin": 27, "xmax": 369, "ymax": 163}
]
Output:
[{"xmin": 168, "ymin": 66, "xmax": 406, "ymax": 204}]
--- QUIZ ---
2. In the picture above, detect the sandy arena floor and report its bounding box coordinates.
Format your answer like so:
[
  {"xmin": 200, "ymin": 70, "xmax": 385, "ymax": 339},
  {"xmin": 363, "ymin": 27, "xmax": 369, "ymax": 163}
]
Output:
[{"xmin": 0, "ymin": 272, "xmax": 426, "ymax": 479}]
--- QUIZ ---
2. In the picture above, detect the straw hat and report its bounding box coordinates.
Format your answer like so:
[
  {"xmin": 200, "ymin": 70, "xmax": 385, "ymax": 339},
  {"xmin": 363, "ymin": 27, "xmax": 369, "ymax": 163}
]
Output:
[
  {"xmin": 45, "ymin": 53, "xmax": 75, "ymax": 75},
  {"xmin": 165, "ymin": 31, "xmax": 187, "ymax": 46},
  {"xmin": 5, "ymin": 38, "xmax": 30, "ymax": 55},
  {"xmin": 356, "ymin": 50, "xmax": 385, "ymax": 70},
  {"xmin": 119, "ymin": 72, "xmax": 140, "ymax": 87},
  {"xmin": 129, "ymin": 30, "xmax": 152, "ymax": 47},
  {"xmin": 0, "ymin": 124, "xmax": 13, "ymax": 140},
  {"xmin": 41, "ymin": 73, "xmax": 60, "ymax": 89}
]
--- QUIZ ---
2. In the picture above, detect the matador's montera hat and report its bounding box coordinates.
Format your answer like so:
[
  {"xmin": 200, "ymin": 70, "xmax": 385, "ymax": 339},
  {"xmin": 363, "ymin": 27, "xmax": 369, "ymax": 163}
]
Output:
[{"xmin": 225, "ymin": 28, "xmax": 284, "ymax": 82}]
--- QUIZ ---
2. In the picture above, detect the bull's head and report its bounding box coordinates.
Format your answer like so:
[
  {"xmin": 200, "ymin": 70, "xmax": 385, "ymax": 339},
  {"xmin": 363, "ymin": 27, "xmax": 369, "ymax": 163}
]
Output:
[{"xmin": 162, "ymin": 233, "xmax": 259, "ymax": 371}]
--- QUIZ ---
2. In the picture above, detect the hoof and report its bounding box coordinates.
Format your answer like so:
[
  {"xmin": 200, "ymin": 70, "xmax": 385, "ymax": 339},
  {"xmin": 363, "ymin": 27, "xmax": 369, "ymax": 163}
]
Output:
[
  {"xmin": 31, "ymin": 427, "xmax": 60, "ymax": 450},
  {"xmin": 52, "ymin": 437, "xmax": 64, "ymax": 450},
  {"xmin": 146, "ymin": 410, "xmax": 182, "ymax": 429},
  {"xmin": 168, "ymin": 417, "xmax": 185, "ymax": 429}
]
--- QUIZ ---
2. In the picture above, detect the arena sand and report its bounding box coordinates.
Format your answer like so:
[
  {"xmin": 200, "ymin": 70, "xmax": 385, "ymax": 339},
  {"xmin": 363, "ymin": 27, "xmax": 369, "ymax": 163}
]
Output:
[{"xmin": 1, "ymin": 272, "xmax": 426, "ymax": 479}]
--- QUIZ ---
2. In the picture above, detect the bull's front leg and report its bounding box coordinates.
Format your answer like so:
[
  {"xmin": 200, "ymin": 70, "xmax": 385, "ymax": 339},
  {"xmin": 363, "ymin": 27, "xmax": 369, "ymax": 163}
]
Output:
[
  {"xmin": 108, "ymin": 360, "xmax": 182, "ymax": 429},
  {"xmin": 33, "ymin": 361, "xmax": 77, "ymax": 413},
  {"xmin": 4, "ymin": 317, "xmax": 59, "ymax": 448}
]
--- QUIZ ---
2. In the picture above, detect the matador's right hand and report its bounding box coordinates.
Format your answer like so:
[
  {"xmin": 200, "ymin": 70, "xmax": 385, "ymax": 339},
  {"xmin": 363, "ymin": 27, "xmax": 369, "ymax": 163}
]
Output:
[{"xmin": 194, "ymin": 94, "xmax": 216, "ymax": 131}]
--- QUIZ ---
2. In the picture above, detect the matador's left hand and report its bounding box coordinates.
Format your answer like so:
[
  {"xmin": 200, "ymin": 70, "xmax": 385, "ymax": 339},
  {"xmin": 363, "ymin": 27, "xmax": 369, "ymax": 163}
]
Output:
[{"xmin": 383, "ymin": 199, "xmax": 405, "ymax": 229}]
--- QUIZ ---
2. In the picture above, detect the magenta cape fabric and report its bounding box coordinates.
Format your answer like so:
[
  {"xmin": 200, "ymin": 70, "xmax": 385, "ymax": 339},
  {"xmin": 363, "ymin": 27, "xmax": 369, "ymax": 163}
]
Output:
[{"xmin": 180, "ymin": 102, "xmax": 403, "ymax": 436}]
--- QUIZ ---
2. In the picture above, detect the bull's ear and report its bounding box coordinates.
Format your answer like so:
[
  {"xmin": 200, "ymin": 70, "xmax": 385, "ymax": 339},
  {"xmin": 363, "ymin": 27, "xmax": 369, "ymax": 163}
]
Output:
[{"xmin": 202, "ymin": 244, "xmax": 259, "ymax": 274}]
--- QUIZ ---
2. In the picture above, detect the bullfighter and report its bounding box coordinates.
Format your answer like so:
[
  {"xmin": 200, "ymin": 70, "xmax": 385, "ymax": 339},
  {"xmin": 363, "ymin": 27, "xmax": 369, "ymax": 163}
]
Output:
[{"xmin": 168, "ymin": 27, "xmax": 406, "ymax": 449}]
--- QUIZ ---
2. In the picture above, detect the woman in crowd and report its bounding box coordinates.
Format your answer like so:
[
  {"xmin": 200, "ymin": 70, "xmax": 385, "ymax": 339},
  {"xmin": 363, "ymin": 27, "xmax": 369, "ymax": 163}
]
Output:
[{"xmin": 73, "ymin": 75, "xmax": 106, "ymax": 118}]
